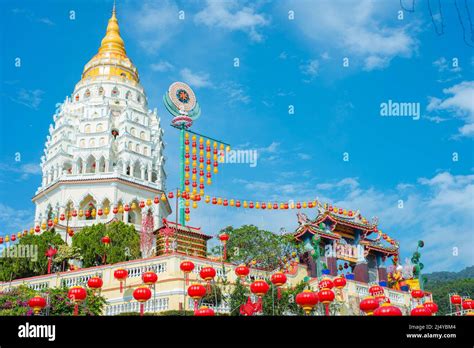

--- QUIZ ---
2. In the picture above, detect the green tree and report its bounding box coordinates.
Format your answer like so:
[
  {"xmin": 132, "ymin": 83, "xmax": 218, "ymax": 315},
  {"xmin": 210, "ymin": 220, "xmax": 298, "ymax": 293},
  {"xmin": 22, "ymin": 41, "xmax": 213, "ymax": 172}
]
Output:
[
  {"xmin": 425, "ymin": 278, "xmax": 474, "ymax": 315},
  {"xmin": 228, "ymin": 278, "xmax": 249, "ymax": 316},
  {"xmin": 0, "ymin": 229, "xmax": 64, "ymax": 281},
  {"xmin": 72, "ymin": 221, "xmax": 140, "ymax": 267},
  {"xmin": 212, "ymin": 225, "xmax": 302, "ymax": 270},
  {"xmin": 262, "ymin": 280, "xmax": 307, "ymax": 316}
]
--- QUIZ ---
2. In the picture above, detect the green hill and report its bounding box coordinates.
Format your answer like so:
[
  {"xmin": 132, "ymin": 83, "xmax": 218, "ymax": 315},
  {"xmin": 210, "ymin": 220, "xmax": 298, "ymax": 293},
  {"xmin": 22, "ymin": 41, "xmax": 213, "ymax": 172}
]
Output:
[{"xmin": 423, "ymin": 266, "xmax": 474, "ymax": 315}]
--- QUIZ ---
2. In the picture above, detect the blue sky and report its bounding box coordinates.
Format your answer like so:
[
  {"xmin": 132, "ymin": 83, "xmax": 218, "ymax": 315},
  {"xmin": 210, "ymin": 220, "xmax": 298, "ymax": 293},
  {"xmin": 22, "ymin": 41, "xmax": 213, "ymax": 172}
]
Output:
[{"xmin": 0, "ymin": 0, "xmax": 473, "ymax": 273}]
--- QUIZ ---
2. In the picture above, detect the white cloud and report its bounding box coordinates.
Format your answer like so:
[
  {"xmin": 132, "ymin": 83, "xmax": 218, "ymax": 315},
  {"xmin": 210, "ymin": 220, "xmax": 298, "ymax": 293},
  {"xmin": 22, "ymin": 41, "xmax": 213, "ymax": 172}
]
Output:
[
  {"xmin": 194, "ymin": 0, "xmax": 269, "ymax": 42},
  {"xmin": 297, "ymin": 153, "xmax": 312, "ymax": 160},
  {"xmin": 300, "ymin": 59, "xmax": 319, "ymax": 79},
  {"xmin": 427, "ymin": 81, "xmax": 474, "ymax": 137},
  {"xmin": 150, "ymin": 60, "xmax": 174, "ymax": 72},
  {"xmin": 219, "ymin": 81, "xmax": 251, "ymax": 105},
  {"xmin": 316, "ymin": 177, "xmax": 359, "ymax": 190},
  {"xmin": 286, "ymin": 0, "xmax": 418, "ymax": 71},
  {"xmin": 10, "ymin": 89, "xmax": 44, "ymax": 110},
  {"xmin": 123, "ymin": 0, "xmax": 181, "ymax": 53},
  {"xmin": 179, "ymin": 68, "xmax": 212, "ymax": 88},
  {"xmin": 0, "ymin": 203, "xmax": 34, "ymax": 233},
  {"xmin": 0, "ymin": 163, "xmax": 41, "ymax": 181},
  {"xmin": 432, "ymin": 57, "xmax": 461, "ymax": 73}
]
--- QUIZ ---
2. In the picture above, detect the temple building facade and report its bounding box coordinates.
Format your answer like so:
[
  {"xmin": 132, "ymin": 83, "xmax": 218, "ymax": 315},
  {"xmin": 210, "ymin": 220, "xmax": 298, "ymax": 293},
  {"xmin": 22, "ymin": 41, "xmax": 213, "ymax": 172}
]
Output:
[{"xmin": 32, "ymin": 6, "xmax": 171, "ymax": 247}]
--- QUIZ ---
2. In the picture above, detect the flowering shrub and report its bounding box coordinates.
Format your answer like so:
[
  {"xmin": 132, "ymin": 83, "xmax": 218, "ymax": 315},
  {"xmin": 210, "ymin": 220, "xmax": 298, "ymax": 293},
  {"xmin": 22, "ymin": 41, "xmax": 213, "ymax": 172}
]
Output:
[{"xmin": 0, "ymin": 285, "xmax": 106, "ymax": 316}]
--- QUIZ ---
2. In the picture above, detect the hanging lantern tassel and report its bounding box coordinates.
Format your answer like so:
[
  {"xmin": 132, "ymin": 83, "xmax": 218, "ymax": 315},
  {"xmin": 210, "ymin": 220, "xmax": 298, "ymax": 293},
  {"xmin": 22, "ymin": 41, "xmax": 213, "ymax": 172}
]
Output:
[
  {"xmin": 140, "ymin": 303, "xmax": 145, "ymax": 317},
  {"xmin": 194, "ymin": 300, "xmax": 199, "ymax": 311},
  {"xmin": 185, "ymin": 273, "xmax": 189, "ymax": 286},
  {"xmin": 206, "ymin": 281, "xmax": 212, "ymax": 294},
  {"xmin": 277, "ymin": 287, "xmax": 282, "ymax": 300},
  {"xmin": 73, "ymin": 303, "xmax": 79, "ymax": 316}
]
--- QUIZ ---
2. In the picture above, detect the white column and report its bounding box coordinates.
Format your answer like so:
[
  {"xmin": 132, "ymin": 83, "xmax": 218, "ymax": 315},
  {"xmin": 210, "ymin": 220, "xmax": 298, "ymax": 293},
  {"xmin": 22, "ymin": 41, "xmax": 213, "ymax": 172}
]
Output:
[
  {"xmin": 140, "ymin": 166, "xmax": 145, "ymax": 180},
  {"xmin": 147, "ymin": 166, "xmax": 152, "ymax": 182},
  {"xmin": 123, "ymin": 210, "xmax": 129, "ymax": 223},
  {"xmin": 130, "ymin": 164, "xmax": 134, "ymax": 177},
  {"xmin": 105, "ymin": 158, "xmax": 109, "ymax": 173},
  {"xmin": 153, "ymin": 204, "xmax": 160, "ymax": 230}
]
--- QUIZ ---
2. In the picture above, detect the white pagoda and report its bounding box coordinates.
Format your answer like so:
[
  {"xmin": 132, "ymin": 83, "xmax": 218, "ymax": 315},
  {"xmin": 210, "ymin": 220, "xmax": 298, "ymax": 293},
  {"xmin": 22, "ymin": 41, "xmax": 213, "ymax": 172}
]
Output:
[{"xmin": 32, "ymin": 5, "xmax": 171, "ymax": 247}]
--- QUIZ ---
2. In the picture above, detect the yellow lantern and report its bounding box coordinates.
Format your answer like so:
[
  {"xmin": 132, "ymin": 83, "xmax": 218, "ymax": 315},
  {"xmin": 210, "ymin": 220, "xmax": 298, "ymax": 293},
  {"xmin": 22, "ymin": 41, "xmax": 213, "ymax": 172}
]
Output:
[
  {"xmin": 118, "ymin": 205, "xmax": 124, "ymax": 213},
  {"xmin": 131, "ymin": 202, "xmax": 137, "ymax": 210},
  {"xmin": 205, "ymin": 195, "xmax": 210, "ymax": 203},
  {"xmin": 192, "ymin": 174, "xmax": 197, "ymax": 181},
  {"xmin": 226, "ymin": 146, "xmax": 231, "ymax": 152},
  {"xmin": 268, "ymin": 202, "xmax": 273, "ymax": 210},
  {"xmin": 302, "ymin": 202, "xmax": 307, "ymax": 208},
  {"xmin": 199, "ymin": 150, "xmax": 204, "ymax": 156},
  {"xmin": 192, "ymin": 202, "xmax": 198, "ymax": 209},
  {"xmin": 161, "ymin": 193, "xmax": 166, "ymax": 201},
  {"xmin": 192, "ymin": 161, "xmax": 197, "ymax": 167},
  {"xmin": 206, "ymin": 152, "xmax": 211, "ymax": 159},
  {"xmin": 199, "ymin": 190, "xmax": 204, "ymax": 196},
  {"xmin": 207, "ymin": 179, "xmax": 212, "ymax": 185},
  {"xmin": 185, "ymin": 214, "xmax": 190, "ymax": 222},
  {"xmin": 185, "ymin": 186, "xmax": 190, "ymax": 192},
  {"xmin": 255, "ymin": 202, "xmax": 260, "ymax": 209},
  {"xmin": 243, "ymin": 201, "xmax": 248, "ymax": 208},
  {"xmin": 213, "ymin": 154, "xmax": 218, "ymax": 161},
  {"xmin": 41, "ymin": 223, "xmax": 47, "ymax": 230},
  {"xmin": 192, "ymin": 188, "xmax": 197, "ymax": 194},
  {"xmin": 206, "ymin": 165, "xmax": 211, "ymax": 171},
  {"xmin": 289, "ymin": 202, "xmax": 295, "ymax": 209},
  {"xmin": 199, "ymin": 163, "xmax": 204, "ymax": 169},
  {"xmin": 185, "ymin": 132, "xmax": 189, "ymax": 139},
  {"xmin": 185, "ymin": 145, "xmax": 190, "ymax": 152},
  {"xmin": 219, "ymin": 143, "xmax": 224, "ymax": 150},
  {"xmin": 146, "ymin": 199, "xmax": 152, "ymax": 206},
  {"xmin": 192, "ymin": 135, "xmax": 196, "ymax": 141},
  {"xmin": 199, "ymin": 137, "xmax": 204, "ymax": 144},
  {"xmin": 206, "ymin": 139, "xmax": 210, "ymax": 146},
  {"xmin": 185, "ymin": 172, "xmax": 190, "ymax": 179},
  {"xmin": 53, "ymin": 217, "xmax": 58, "ymax": 224},
  {"xmin": 104, "ymin": 207, "xmax": 110, "ymax": 215},
  {"xmin": 213, "ymin": 142, "xmax": 217, "ymax": 148},
  {"xmin": 229, "ymin": 199, "xmax": 235, "ymax": 206},
  {"xmin": 192, "ymin": 147, "xmax": 197, "ymax": 155},
  {"xmin": 185, "ymin": 158, "xmax": 190, "ymax": 165},
  {"xmin": 213, "ymin": 168, "xmax": 218, "ymax": 174},
  {"xmin": 91, "ymin": 209, "xmax": 97, "ymax": 217},
  {"xmin": 199, "ymin": 177, "xmax": 204, "ymax": 183},
  {"xmin": 5, "ymin": 235, "xmax": 9, "ymax": 242},
  {"xmin": 185, "ymin": 200, "xmax": 190, "ymax": 207},
  {"xmin": 29, "ymin": 228, "xmax": 34, "ymax": 235},
  {"xmin": 280, "ymin": 203, "xmax": 285, "ymax": 209}
]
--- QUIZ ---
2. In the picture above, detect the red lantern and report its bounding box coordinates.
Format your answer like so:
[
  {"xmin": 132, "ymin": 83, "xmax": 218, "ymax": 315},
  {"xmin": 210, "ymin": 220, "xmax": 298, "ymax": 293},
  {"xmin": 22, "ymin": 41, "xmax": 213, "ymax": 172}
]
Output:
[
  {"xmin": 373, "ymin": 302, "xmax": 402, "ymax": 316},
  {"xmin": 142, "ymin": 271, "xmax": 158, "ymax": 286},
  {"xmin": 194, "ymin": 306, "xmax": 215, "ymax": 316},
  {"xmin": 47, "ymin": 220, "xmax": 53, "ymax": 227},
  {"xmin": 68, "ymin": 229, "xmax": 74, "ymax": 237},
  {"xmin": 333, "ymin": 276, "xmax": 346, "ymax": 289},
  {"xmin": 250, "ymin": 280, "xmax": 269, "ymax": 297},
  {"xmin": 219, "ymin": 233, "xmax": 230, "ymax": 260},
  {"xmin": 296, "ymin": 290, "xmax": 318, "ymax": 315},
  {"xmin": 154, "ymin": 196, "xmax": 160, "ymax": 204},
  {"xmin": 139, "ymin": 201, "xmax": 145, "ymax": 209},
  {"xmin": 411, "ymin": 305, "xmax": 432, "ymax": 316},
  {"xmin": 235, "ymin": 264, "xmax": 250, "ymax": 281},
  {"xmin": 200, "ymin": 266, "xmax": 216, "ymax": 292},
  {"xmin": 296, "ymin": 202, "xmax": 301, "ymax": 209},
  {"xmin": 28, "ymin": 296, "xmax": 47, "ymax": 315},
  {"xmin": 114, "ymin": 269, "xmax": 128, "ymax": 293},
  {"xmin": 271, "ymin": 272, "xmax": 287, "ymax": 299},
  {"xmin": 273, "ymin": 203, "xmax": 278, "ymax": 209},
  {"xmin": 35, "ymin": 225, "xmax": 40, "ymax": 233},
  {"xmin": 318, "ymin": 289, "xmax": 335, "ymax": 316},
  {"xmin": 0, "ymin": 237, "xmax": 3, "ymax": 244},
  {"xmin": 411, "ymin": 289, "xmax": 424, "ymax": 299},
  {"xmin": 180, "ymin": 260, "xmax": 195, "ymax": 285},
  {"xmin": 72, "ymin": 210, "xmax": 78, "ymax": 217},
  {"xmin": 168, "ymin": 192, "xmax": 174, "ymax": 199},
  {"xmin": 11, "ymin": 235, "xmax": 16, "ymax": 242},
  {"xmin": 60, "ymin": 213, "xmax": 65, "ymax": 221},
  {"xmin": 67, "ymin": 286, "xmax": 87, "ymax": 316},
  {"xmin": 423, "ymin": 301, "xmax": 438, "ymax": 315},
  {"xmin": 319, "ymin": 278, "xmax": 334, "ymax": 290},
  {"xmin": 261, "ymin": 203, "xmax": 266, "ymax": 209},
  {"xmin": 87, "ymin": 277, "xmax": 103, "ymax": 292},
  {"xmin": 133, "ymin": 286, "xmax": 152, "ymax": 316},
  {"xmin": 188, "ymin": 284, "xmax": 207, "ymax": 310},
  {"xmin": 462, "ymin": 299, "xmax": 473, "ymax": 310},
  {"xmin": 97, "ymin": 209, "xmax": 103, "ymax": 216},
  {"xmin": 101, "ymin": 235, "xmax": 110, "ymax": 245},
  {"xmin": 235, "ymin": 200, "xmax": 241, "ymax": 208},
  {"xmin": 124, "ymin": 204, "xmax": 130, "ymax": 212},
  {"xmin": 85, "ymin": 210, "xmax": 91, "ymax": 218},
  {"xmin": 451, "ymin": 294, "xmax": 462, "ymax": 306},
  {"xmin": 359, "ymin": 296, "xmax": 379, "ymax": 316},
  {"xmin": 368, "ymin": 285, "xmax": 384, "ymax": 297}
]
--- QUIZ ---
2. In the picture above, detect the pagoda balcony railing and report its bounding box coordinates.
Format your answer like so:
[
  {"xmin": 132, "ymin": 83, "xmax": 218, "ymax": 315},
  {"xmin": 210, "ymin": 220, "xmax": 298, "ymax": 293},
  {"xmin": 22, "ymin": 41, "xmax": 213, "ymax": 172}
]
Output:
[
  {"xmin": 189, "ymin": 299, "xmax": 231, "ymax": 314},
  {"xmin": 60, "ymin": 272, "xmax": 103, "ymax": 288},
  {"xmin": 37, "ymin": 172, "xmax": 163, "ymax": 194},
  {"xmin": 105, "ymin": 297, "xmax": 170, "ymax": 316}
]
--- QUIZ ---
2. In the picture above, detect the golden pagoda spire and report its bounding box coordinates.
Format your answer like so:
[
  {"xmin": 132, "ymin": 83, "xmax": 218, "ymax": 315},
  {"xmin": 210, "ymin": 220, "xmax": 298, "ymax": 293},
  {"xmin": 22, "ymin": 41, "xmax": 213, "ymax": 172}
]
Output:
[
  {"xmin": 80, "ymin": 2, "xmax": 139, "ymax": 83},
  {"xmin": 98, "ymin": 1, "xmax": 126, "ymax": 56}
]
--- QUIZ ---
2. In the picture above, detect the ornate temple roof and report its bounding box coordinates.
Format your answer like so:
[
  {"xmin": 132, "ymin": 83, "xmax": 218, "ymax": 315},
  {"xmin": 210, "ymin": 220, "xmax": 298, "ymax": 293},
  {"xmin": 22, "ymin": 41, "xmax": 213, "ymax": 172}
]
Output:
[
  {"xmin": 156, "ymin": 219, "xmax": 213, "ymax": 240},
  {"xmin": 81, "ymin": 4, "xmax": 139, "ymax": 83}
]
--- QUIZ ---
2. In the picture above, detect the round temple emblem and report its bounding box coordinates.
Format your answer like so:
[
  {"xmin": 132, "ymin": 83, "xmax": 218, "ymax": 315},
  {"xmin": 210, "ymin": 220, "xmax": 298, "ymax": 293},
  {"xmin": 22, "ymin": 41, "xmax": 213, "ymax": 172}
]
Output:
[{"xmin": 168, "ymin": 82, "xmax": 196, "ymax": 112}]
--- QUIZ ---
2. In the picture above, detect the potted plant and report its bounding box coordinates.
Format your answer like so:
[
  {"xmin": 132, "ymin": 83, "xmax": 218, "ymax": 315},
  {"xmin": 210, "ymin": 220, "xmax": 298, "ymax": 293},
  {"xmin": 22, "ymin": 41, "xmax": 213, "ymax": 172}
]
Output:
[{"xmin": 321, "ymin": 263, "xmax": 330, "ymax": 275}]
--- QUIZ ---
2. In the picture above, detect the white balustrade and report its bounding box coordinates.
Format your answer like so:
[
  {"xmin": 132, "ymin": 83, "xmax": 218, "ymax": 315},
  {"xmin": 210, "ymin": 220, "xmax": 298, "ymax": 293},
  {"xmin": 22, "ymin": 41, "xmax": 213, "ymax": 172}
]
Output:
[{"xmin": 105, "ymin": 297, "xmax": 169, "ymax": 315}]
